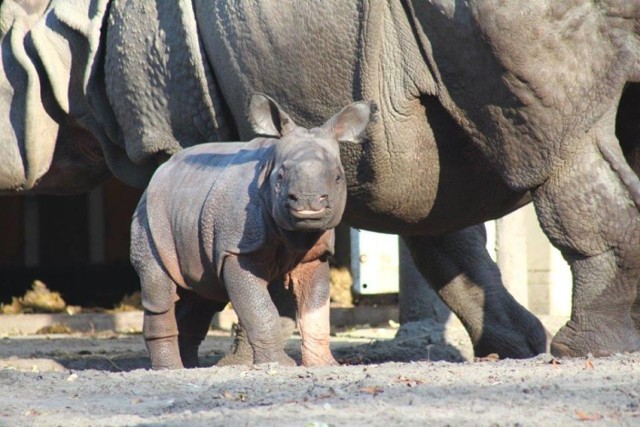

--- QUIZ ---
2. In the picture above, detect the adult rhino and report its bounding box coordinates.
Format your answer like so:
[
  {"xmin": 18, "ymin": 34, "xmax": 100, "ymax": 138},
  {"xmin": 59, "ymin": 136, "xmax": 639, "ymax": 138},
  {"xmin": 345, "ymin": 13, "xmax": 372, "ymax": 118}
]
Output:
[{"xmin": 1, "ymin": 0, "xmax": 639, "ymax": 358}]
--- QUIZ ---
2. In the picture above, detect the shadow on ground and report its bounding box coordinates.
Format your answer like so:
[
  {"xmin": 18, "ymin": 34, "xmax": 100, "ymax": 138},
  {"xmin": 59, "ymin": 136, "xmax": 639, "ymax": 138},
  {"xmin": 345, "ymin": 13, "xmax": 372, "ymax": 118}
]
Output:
[{"xmin": 0, "ymin": 318, "xmax": 465, "ymax": 372}]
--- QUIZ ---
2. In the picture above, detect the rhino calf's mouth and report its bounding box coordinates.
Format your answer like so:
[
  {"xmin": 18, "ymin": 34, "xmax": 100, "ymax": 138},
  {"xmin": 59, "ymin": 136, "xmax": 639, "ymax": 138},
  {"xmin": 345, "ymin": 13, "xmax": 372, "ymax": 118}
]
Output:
[{"xmin": 289, "ymin": 207, "xmax": 327, "ymax": 218}]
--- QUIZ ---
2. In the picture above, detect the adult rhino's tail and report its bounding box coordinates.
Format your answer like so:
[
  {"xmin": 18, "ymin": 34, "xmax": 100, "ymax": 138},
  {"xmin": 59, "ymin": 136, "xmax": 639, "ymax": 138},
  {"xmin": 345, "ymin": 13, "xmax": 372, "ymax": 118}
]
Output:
[{"xmin": 597, "ymin": 138, "xmax": 640, "ymax": 211}]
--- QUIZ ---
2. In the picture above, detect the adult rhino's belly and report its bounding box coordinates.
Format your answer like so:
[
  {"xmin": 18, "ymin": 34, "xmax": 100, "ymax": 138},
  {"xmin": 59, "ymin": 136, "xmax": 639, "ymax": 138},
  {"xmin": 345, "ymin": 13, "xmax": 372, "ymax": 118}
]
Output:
[{"xmin": 195, "ymin": 0, "xmax": 525, "ymax": 235}]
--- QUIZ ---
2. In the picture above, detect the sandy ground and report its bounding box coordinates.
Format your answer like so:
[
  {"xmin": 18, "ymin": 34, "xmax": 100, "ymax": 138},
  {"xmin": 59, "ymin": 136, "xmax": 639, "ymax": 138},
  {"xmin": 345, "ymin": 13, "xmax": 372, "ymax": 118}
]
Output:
[{"xmin": 0, "ymin": 315, "xmax": 639, "ymax": 426}]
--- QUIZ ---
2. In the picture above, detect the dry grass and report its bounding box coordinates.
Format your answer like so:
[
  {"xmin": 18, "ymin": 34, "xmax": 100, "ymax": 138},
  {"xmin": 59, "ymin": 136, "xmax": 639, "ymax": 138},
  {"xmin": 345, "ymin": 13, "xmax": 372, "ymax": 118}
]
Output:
[
  {"xmin": 112, "ymin": 292, "xmax": 143, "ymax": 312},
  {"xmin": 35, "ymin": 324, "xmax": 74, "ymax": 334},
  {"xmin": 330, "ymin": 267, "xmax": 354, "ymax": 307},
  {"xmin": 1, "ymin": 271, "xmax": 351, "ymax": 315},
  {"xmin": 1, "ymin": 281, "xmax": 67, "ymax": 314}
]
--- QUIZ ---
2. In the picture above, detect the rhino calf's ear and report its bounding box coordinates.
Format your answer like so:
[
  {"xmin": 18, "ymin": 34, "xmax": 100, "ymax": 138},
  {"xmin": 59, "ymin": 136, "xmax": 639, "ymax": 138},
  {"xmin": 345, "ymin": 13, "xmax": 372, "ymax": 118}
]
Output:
[
  {"xmin": 325, "ymin": 102, "xmax": 371, "ymax": 143},
  {"xmin": 248, "ymin": 93, "xmax": 297, "ymax": 137}
]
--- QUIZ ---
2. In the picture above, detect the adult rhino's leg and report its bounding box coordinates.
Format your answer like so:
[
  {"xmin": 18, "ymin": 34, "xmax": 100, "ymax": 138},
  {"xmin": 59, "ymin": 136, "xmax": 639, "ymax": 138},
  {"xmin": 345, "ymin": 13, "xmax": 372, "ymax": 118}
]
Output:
[
  {"xmin": 217, "ymin": 279, "xmax": 296, "ymax": 367},
  {"xmin": 404, "ymin": 225, "xmax": 547, "ymax": 359},
  {"xmin": 174, "ymin": 289, "xmax": 226, "ymax": 368},
  {"xmin": 533, "ymin": 129, "xmax": 640, "ymax": 357},
  {"xmin": 616, "ymin": 83, "xmax": 640, "ymax": 331},
  {"xmin": 398, "ymin": 240, "xmax": 450, "ymax": 324}
]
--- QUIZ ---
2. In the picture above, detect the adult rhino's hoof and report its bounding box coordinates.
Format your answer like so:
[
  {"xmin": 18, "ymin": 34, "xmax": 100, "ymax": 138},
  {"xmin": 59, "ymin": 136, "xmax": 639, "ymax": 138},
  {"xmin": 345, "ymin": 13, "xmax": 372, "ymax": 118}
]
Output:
[
  {"xmin": 474, "ymin": 328, "xmax": 547, "ymax": 359},
  {"xmin": 551, "ymin": 318, "xmax": 640, "ymax": 358},
  {"xmin": 473, "ymin": 310, "xmax": 548, "ymax": 359}
]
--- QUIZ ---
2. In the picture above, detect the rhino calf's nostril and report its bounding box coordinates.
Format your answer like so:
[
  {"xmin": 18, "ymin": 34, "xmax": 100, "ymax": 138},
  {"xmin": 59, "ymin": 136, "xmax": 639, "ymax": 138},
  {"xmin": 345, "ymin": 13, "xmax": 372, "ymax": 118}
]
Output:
[
  {"xmin": 319, "ymin": 195, "xmax": 328, "ymax": 202},
  {"xmin": 288, "ymin": 194, "xmax": 298, "ymax": 202}
]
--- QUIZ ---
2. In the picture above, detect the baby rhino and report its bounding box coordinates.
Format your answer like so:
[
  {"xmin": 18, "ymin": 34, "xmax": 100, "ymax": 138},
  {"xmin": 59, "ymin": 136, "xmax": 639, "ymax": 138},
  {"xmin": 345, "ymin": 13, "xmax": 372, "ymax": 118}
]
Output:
[{"xmin": 131, "ymin": 94, "xmax": 371, "ymax": 369}]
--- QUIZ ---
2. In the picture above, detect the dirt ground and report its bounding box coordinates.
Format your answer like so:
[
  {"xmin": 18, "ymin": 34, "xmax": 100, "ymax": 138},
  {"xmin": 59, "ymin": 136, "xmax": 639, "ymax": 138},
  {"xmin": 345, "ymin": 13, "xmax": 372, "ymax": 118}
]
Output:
[{"xmin": 0, "ymin": 315, "xmax": 639, "ymax": 426}]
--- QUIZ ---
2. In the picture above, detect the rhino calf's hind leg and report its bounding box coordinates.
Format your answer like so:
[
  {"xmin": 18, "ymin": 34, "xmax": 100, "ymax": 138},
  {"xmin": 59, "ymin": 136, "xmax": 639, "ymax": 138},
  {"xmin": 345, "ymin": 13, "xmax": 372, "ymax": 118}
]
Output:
[
  {"xmin": 223, "ymin": 256, "xmax": 296, "ymax": 366},
  {"xmin": 534, "ymin": 136, "xmax": 640, "ymax": 357},
  {"xmin": 217, "ymin": 279, "xmax": 296, "ymax": 366},
  {"xmin": 216, "ymin": 321, "xmax": 254, "ymax": 366},
  {"xmin": 144, "ymin": 304, "xmax": 183, "ymax": 370},
  {"xmin": 132, "ymin": 212, "xmax": 183, "ymax": 370},
  {"xmin": 269, "ymin": 278, "xmax": 298, "ymax": 345},
  {"xmin": 175, "ymin": 289, "xmax": 227, "ymax": 368},
  {"xmin": 138, "ymin": 261, "xmax": 182, "ymax": 369}
]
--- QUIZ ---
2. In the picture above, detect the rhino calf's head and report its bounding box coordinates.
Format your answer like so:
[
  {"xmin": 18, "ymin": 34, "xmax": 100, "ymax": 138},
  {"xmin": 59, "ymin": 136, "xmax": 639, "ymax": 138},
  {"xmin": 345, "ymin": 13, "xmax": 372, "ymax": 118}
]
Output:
[{"xmin": 250, "ymin": 94, "xmax": 371, "ymax": 232}]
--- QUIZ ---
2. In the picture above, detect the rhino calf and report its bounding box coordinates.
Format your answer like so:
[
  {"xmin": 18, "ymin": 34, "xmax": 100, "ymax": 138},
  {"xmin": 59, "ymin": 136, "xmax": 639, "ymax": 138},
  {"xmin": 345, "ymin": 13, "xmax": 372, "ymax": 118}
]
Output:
[{"xmin": 130, "ymin": 94, "xmax": 371, "ymax": 369}]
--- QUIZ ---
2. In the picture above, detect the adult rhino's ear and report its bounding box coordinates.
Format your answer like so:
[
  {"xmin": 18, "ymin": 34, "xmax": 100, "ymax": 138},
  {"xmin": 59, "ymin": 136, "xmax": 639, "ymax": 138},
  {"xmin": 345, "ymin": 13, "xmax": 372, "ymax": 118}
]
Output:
[
  {"xmin": 248, "ymin": 93, "xmax": 297, "ymax": 137},
  {"xmin": 324, "ymin": 101, "xmax": 372, "ymax": 143}
]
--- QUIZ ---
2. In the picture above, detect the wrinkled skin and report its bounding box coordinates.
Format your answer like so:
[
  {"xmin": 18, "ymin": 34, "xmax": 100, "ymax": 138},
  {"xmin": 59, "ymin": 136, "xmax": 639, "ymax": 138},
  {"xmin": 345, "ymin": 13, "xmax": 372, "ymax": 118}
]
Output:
[
  {"xmin": 131, "ymin": 94, "xmax": 371, "ymax": 369},
  {"xmin": 1, "ymin": 0, "xmax": 639, "ymax": 358}
]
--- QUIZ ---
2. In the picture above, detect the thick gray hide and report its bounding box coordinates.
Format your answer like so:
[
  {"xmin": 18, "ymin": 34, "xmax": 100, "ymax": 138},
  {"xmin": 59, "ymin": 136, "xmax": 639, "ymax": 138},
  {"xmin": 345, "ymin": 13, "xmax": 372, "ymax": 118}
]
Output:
[
  {"xmin": 105, "ymin": 0, "xmax": 232, "ymax": 176},
  {"xmin": 0, "ymin": 0, "xmax": 229, "ymax": 192},
  {"xmin": 2, "ymin": 0, "xmax": 639, "ymax": 358},
  {"xmin": 196, "ymin": 0, "xmax": 526, "ymax": 235},
  {"xmin": 194, "ymin": 0, "xmax": 640, "ymax": 358},
  {"xmin": 135, "ymin": 140, "xmax": 281, "ymax": 309},
  {"xmin": 0, "ymin": 0, "xmax": 117, "ymax": 192}
]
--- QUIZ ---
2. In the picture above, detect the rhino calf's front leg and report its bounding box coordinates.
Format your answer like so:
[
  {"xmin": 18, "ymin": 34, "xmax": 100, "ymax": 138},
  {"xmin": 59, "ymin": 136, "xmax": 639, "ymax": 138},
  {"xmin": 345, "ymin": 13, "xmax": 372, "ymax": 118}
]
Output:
[
  {"xmin": 292, "ymin": 259, "xmax": 337, "ymax": 366},
  {"xmin": 217, "ymin": 279, "xmax": 297, "ymax": 366},
  {"xmin": 223, "ymin": 256, "xmax": 296, "ymax": 366}
]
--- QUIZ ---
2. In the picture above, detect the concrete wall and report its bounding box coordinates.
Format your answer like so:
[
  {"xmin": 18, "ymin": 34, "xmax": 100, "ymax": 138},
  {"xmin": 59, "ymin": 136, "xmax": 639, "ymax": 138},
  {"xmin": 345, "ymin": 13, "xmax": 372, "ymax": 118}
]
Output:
[{"xmin": 485, "ymin": 204, "xmax": 572, "ymax": 316}]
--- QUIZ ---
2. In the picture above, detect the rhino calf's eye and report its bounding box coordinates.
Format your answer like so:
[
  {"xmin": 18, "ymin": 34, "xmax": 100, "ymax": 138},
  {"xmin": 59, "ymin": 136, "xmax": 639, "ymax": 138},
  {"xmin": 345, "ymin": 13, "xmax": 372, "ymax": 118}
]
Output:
[{"xmin": 336, "ymin": 175, "xmax": 342, "ymax": 183}]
